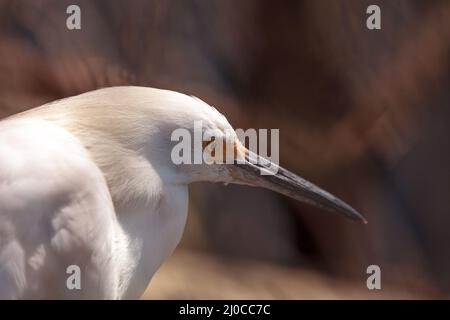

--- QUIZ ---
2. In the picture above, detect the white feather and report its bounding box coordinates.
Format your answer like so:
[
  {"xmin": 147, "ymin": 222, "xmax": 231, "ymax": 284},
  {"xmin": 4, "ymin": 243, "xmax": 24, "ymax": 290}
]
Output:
[{"xmin": 0, "ymin": 86, "xmax": 234, "ymax": 299}]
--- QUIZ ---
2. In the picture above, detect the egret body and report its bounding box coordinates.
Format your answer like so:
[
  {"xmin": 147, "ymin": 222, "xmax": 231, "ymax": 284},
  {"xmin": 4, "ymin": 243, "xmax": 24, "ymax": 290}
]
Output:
[{"xmin": 0, "ymin": 86, "xmax": 365, "ymax": 299}]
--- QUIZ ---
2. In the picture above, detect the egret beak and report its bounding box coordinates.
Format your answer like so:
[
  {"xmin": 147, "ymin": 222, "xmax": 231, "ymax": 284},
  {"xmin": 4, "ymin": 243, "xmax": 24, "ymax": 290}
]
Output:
[{"xmin": 231, "ymin": 148, "xmax": 367, "ymax": 224}]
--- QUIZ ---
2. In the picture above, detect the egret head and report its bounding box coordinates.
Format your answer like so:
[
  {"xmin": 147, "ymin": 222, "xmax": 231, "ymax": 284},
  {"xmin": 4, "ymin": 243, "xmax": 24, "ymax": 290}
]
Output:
[
  {"xmin": 164, "ymin": 91, "xmax": 366, "ymax": 223},
  {"xmin": 49, "ymin": 86, "xmax": 364, "ymax": 222}
]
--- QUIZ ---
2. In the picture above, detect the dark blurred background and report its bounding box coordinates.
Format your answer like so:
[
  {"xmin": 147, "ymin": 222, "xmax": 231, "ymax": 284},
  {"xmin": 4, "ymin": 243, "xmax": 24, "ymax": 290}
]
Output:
[{"xmin": 0, "ymin": 0, "xmax": 449, "ymax": 298}]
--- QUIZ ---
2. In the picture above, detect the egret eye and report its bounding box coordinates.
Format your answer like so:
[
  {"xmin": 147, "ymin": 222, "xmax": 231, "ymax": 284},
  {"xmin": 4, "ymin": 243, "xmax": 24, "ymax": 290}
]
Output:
[
  {"xmin": 202, "ymin": 137, "xmax": 220, "ymax": 164},
  {"xmin": 205, "ymin": 139, "xmax": 217, "ymax": 157},
  {"xmin": 204, "ymin": 136, "xmax": 236, "ymax": 164},
  {"xmin": 202, "ymin": 138, "xmax": 215, "ymax": 157}
]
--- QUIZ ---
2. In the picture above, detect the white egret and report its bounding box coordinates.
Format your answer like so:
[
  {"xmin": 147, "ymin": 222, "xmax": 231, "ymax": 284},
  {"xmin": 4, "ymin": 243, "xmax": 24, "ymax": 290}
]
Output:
[{"xmin": 0, "ymin": 86, "xmax": 365, "ymax": 299}]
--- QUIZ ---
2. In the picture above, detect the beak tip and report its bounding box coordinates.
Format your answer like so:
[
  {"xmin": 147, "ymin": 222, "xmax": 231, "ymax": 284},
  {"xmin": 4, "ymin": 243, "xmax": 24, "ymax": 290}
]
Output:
[{"xmin": 352, "ymin": 210, "xmax": 368, "ymax": 224}]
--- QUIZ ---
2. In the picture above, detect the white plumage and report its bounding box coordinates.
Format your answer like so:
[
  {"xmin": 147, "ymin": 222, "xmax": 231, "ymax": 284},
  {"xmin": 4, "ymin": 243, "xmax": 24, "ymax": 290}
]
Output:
[{"xmin": 0, "ymin": 86, "xmax": 365, "ymax": 299}]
